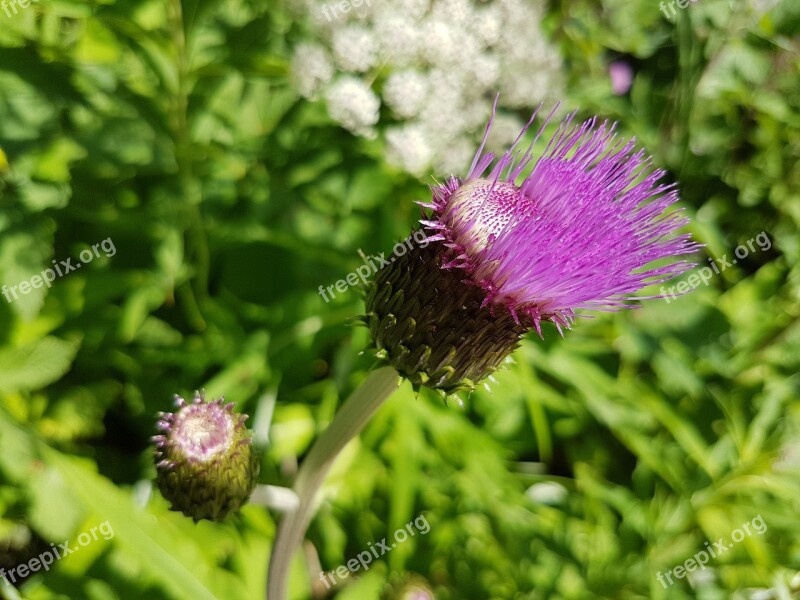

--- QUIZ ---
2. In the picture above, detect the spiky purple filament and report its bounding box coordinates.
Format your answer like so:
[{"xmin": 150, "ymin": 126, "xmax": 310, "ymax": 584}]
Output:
[{"xmin": 420, "ymin": 98, "xmax": 700, "ymax": 335}]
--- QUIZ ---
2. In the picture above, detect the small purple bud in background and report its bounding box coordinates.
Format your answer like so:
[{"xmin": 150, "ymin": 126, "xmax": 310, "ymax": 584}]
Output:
[{"xmin": 609, "ymin": 60, "xmax": 634, "ymax": 95}]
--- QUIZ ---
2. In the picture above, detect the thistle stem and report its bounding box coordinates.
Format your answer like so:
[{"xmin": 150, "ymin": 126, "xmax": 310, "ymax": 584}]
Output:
[{"xmin": 266, "ymin": 366, "xmax": 401, "ymax": 600}]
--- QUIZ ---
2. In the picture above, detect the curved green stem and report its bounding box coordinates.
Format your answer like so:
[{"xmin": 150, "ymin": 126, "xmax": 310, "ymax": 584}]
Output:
[{"xmin": 266, "ymin": 366, "xmax": 401, "ymax": 600}]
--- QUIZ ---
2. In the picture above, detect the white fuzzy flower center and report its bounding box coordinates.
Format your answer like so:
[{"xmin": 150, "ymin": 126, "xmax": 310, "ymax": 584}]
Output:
[
  {"xmin": 447, "ymin": 178, "xmax": 533, "ymax": 254},
  {"xmin": 174, "ymin": 408, "xmax": 234, "ymax": 462}
]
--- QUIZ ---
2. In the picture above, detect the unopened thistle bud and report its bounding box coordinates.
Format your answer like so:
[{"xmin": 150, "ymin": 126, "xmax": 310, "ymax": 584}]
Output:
[
  {"xmin": 153, "ymin": 391, "xmax": 259, "ymax": 522},
  {"xmin": 366, "ymin": 98, "xmax": 700, "ymax": 394}
]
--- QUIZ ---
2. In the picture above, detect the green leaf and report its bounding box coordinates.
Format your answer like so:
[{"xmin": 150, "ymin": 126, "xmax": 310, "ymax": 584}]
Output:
[
  {"xmin": 0, "ymin": 336, "xmax": 80, "ymax": 394},
  {"xmin": 45, "ymin": 449, "xmax": 245, "ymax": 600}
]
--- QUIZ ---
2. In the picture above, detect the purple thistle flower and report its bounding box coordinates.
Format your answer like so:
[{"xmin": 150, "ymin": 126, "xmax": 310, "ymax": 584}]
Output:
[
  {"xmin": 365, "ymin": 98, "xmax": 699, "ymax": 393},
  {"xmin": 419, "ymin": 100, "xmax": 699, "ymax": 336}
]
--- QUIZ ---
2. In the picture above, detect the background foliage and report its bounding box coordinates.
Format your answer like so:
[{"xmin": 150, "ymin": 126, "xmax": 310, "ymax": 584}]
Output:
[{"xmin": 0, "ymin": 0, "xmax": 798, "ymax": 599}]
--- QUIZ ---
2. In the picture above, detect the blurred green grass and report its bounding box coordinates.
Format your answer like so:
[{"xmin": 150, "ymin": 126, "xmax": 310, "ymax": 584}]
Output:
[{"xmin": 0, "ymin": 0, "xmax": 798, "ymax": 598}]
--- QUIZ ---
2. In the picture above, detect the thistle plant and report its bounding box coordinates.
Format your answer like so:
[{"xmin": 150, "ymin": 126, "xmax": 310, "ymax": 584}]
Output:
[
  {"xmin": 366, "ymin": 101, "xmax": 699, "ymax": 393},
  {"xmin": 267, "ymin": 99, "xmax": 699, "ymax": 599},
  {"xmin": 153, "ymin": 391, "xmax": 259, "ymax": 522}
]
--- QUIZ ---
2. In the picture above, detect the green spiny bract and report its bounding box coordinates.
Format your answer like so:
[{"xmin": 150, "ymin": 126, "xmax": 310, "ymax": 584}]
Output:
[{"xmin": 364, "ymin": 238, "xmax": 527, "ymax": 394}]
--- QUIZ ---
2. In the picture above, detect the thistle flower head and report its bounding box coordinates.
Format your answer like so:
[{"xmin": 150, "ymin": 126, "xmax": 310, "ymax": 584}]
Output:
[
  {"xmin": 366, "ymin": 99, "xmax": 699, "ymax": 393},
  {"xmin": 153, "ymin": 391, "xmax": 259, "ymax": 522},
  {"xmin": 420, "ymin": 99, "xmax": 699, "ymax": 335}
]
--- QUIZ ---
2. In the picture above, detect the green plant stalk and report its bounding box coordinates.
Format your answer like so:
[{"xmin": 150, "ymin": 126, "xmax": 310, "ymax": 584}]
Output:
[
  {"xmin": 168, "ymin": 0, "xmax": 208, "ymax": 331},
  {"xmin": 266, "ymin": 366, "xmax": 401, "ymax": 600}
]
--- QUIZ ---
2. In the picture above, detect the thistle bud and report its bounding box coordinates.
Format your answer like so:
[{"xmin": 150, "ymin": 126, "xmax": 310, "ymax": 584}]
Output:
[{"xmin": 153, "ymin": 391, "xmax": 259, "ymax": 522}]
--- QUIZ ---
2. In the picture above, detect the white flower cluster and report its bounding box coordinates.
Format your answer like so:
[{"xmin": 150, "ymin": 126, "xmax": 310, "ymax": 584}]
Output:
[{"xmin": 290, "ymin": 0, "xmax": 564, "ymax": 176}]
